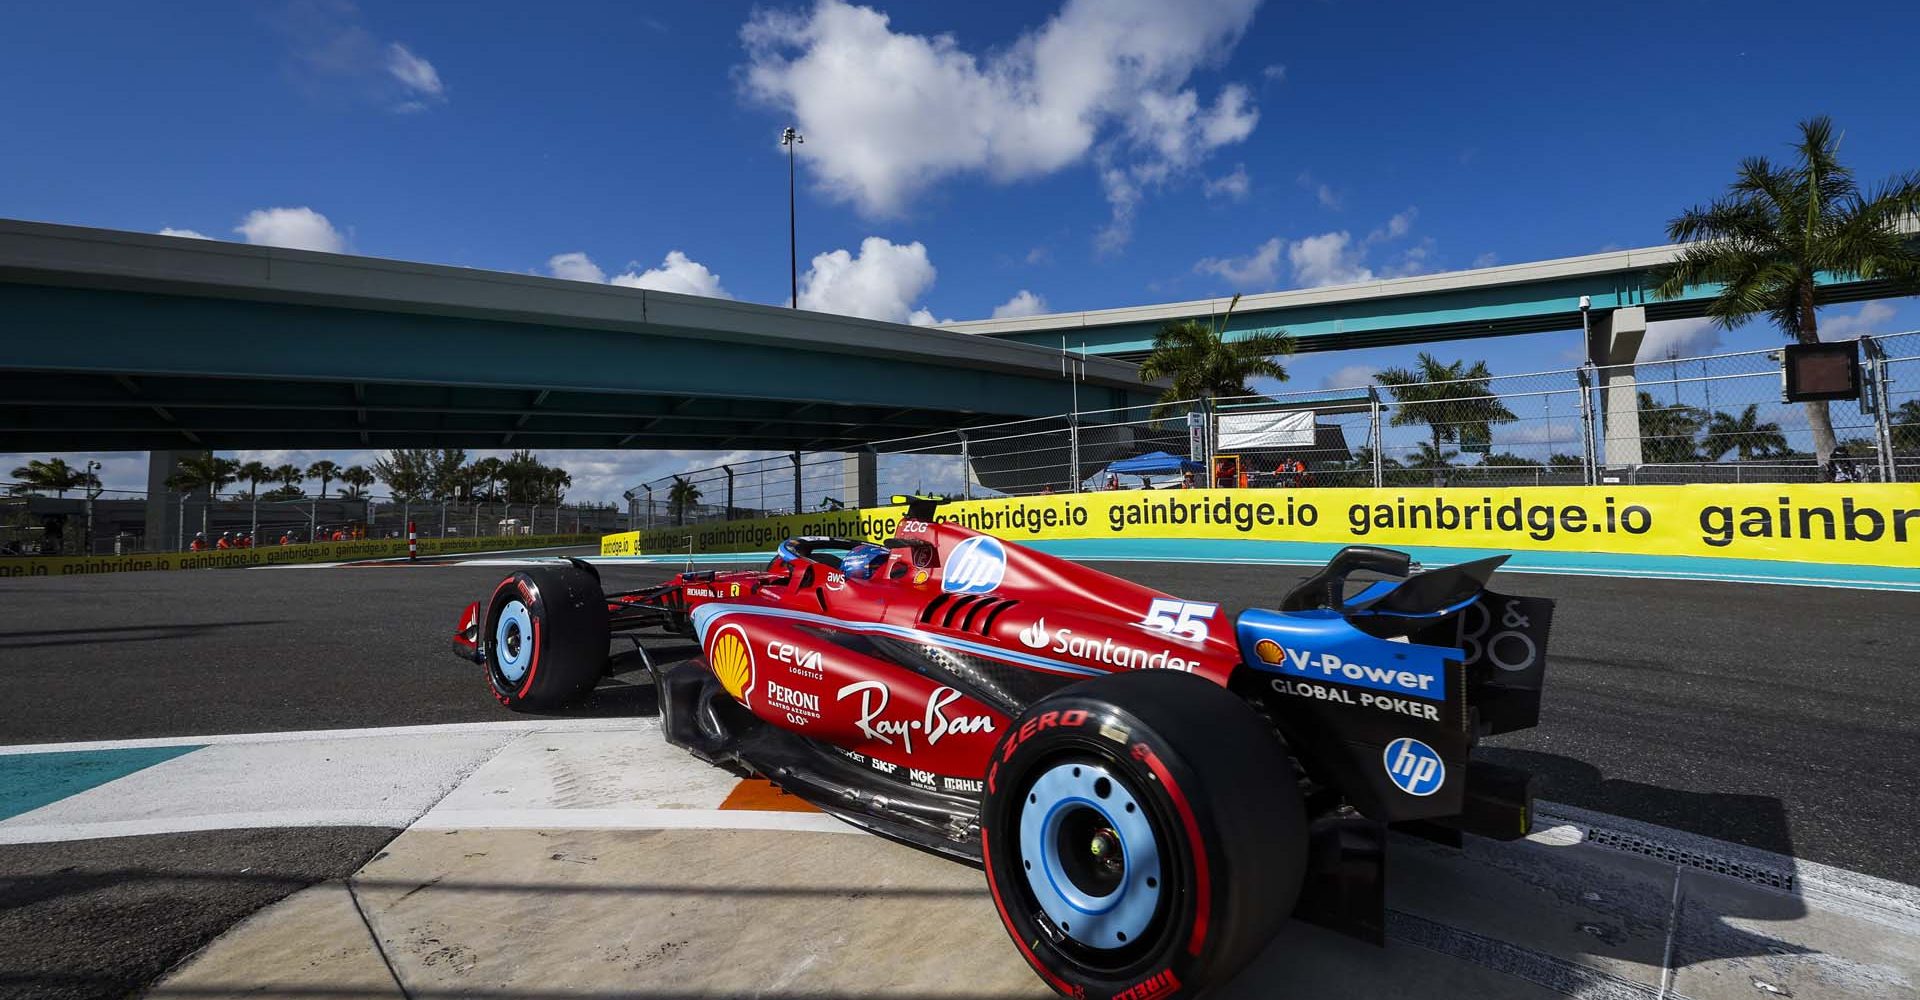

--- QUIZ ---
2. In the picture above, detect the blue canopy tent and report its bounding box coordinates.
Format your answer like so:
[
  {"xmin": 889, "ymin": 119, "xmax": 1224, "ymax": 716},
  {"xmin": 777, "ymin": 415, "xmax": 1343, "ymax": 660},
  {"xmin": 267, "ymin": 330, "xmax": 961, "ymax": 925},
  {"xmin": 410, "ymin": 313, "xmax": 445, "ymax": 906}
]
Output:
[{"xmin": 1105, "ymin": 451, "xmax": 1204, "ymax": 476}]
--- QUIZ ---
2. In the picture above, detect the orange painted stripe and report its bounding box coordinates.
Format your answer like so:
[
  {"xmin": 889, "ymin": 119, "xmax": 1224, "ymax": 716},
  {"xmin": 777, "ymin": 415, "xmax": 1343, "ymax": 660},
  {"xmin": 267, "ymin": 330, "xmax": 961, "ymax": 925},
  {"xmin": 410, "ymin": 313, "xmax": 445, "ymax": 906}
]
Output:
[{"xmin": 718, "ymin": 777, "xmax": 822, "ymax": 813}]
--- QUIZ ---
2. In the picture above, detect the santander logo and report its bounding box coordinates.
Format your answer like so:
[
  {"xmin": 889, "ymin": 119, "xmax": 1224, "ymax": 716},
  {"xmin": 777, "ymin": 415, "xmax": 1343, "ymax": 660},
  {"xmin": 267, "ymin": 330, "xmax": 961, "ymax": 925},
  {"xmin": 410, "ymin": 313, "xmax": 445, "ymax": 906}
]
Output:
[{"xmin": 1018, "ymin": 618, "xmax": 1050, "ymax": 649}]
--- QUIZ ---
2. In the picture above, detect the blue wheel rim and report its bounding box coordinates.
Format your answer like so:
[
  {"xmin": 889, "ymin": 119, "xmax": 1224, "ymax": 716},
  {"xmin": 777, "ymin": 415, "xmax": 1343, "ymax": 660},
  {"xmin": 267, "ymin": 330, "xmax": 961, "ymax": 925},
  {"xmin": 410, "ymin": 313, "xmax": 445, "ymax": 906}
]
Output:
[
  {"xmin": 495, "ymin": 599, "xmax": 534, "ymax": 683},
  {"xmin": 1016, "ymin": 761, "xmax": 1162, "ymax": 949}
]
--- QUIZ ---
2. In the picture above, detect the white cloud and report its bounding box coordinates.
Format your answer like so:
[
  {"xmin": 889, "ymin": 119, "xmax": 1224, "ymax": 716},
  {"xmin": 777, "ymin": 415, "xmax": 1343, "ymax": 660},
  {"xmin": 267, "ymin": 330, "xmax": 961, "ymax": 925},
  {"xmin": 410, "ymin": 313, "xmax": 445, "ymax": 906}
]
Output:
[
  {"xmin": 385, "ymin": 42, "xmax": 445, "ymax": 100},
  {"xmin": 1288, "ymin": 231, "xmax": 1373, "ymax": 287},
  {"xmin": 991, "ymin": 289, "xmax": 1050, "ymax": 319},
  {"xmin": 1315, "ymin": 184, "xmax": 1341, "ymax": 210},
  {"xmin": 1203, "ymin": 164, "xmax": 1250, "ymax": 200},
  {"xmin": 1820, "ymin": 300, "xmax": 1898, "ymax": 339},
  {"xmin": 1369, "ymin": 207, "xmax": 1416, "ymax": 242},
  {"xmin": 1321, "ymin": 363, "xmax": 1377, "ymax": 390},
  {"xmin": 1471, "ymin": 251, "xmax": 1499, "ymax": 269},
  {"xmin": 157, "ymin": 227, "xmax": 210, "ymax": 239},
  {"xmin": 1262, "ymin": 63, "xmax": 1287, "ymax": 82},
  {"xmin": 1638, "ymin": 317, "xmax": 1722, "ymax": 361},
  {"xmin": 797, "ymin": 236, "xmax": 938, "ymax": 324},
  {"xmin": 610, "ymin": 251, "xmax": 734, "ymax": 299},
  {"xmin": 740, "ymin": 0, "xmax": 1262, "ymax": 247},
  {"xmin": 546, "ymin": 252, "xmax": 606, "ymax": 283},
  {"xmin": 1195, "ymin": 237, "xmax": 1282, "ymax": 289},
  {"xmin": 234, "ymin": 207, "xmax": 347, "ymax": 253},
  {"xmin": 280, "ymin": 2, "xmax": 448, "ymax": 114}
]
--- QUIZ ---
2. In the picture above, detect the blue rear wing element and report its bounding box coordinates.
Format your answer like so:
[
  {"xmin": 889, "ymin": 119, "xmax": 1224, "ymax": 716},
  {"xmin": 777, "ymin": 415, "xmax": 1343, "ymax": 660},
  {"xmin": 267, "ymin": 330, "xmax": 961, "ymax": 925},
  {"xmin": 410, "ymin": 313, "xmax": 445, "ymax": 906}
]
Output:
[{"xmin": 1236, "ymin": 608, "xmax": 1459, "ymax": 701}]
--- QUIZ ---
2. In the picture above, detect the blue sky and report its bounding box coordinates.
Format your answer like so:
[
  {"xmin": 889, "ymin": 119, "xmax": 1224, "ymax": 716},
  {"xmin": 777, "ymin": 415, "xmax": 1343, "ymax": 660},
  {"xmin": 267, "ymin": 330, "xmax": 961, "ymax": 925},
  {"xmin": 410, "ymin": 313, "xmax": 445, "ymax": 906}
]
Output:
[{"xmin": 4, "ymin": 0, "xmax": 1918, "ymax": 500}]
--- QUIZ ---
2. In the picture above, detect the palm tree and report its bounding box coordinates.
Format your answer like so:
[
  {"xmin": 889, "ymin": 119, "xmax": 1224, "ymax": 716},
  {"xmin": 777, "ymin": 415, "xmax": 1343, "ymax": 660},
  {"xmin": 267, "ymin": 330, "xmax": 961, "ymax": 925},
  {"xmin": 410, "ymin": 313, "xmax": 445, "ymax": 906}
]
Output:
[
  {"xmin": 1636, "ymin": 392, "xmax": 1711, "ymax": 464},
  {"xmin": 165, "ymin": 452, "xmax": 240, "ymax": 536},
  {"xmin": 306, "ymin": 460, "xmax": 341, "ymax": 499},
  {"xmin": 1376, "ymin": 353, "xmax": 1518, "ymax": 485},
  {"xmin": 1702, "ymin": 405, "xmax": 1789, "ymax": 461},
  {"xmin": 471, "ymin": 457, "xmax": 505, "ymax": 502},
  {"xmin": 668, "ymin": 477, "xmax": 702, "ymax": 526},
  {"xmin": 272, "ymin": 463, "xmax": 305, "ymax": 495},
  {"xmin": 1654, "ymin": 116, "xmax": 1920, "ymax": 475},
  {"xmin": 234, "ymin": 461, "xmax": 272, "ymax": 499},
  {"xmin": 8, "ymin": 458, "xmax": 97, "ymax": 497},
  {"xmin": 338, "ymin": 465, "xmax": 376, "ymax": 499},
  {"xmin": 1137, "ymin": 295, "xmax": 1294, "ymax": 416}
]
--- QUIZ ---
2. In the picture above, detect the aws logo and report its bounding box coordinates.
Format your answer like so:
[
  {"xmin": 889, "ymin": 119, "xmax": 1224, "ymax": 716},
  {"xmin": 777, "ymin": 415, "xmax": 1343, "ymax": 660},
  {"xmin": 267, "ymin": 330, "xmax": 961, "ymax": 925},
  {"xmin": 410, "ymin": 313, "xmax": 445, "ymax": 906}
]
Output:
[{"xmin": 709, "ymin": 624, "xmax": 754, "ymax": 706}]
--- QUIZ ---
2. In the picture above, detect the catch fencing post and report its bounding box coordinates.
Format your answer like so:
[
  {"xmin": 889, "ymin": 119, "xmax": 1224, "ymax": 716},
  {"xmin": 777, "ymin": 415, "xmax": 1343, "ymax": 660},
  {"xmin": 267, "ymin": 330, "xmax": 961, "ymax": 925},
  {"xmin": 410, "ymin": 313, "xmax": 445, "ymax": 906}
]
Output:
[
  {"xmin": 644, "ymin": 485, "xmax": 654, "ymax": 529},
  {"xmin": 1367, "ymin": 386, "xmax": 1384, "ymax": 488},
  {"xmin": 408, "ymin": 520, "xmax": 417, "ymax": 561},
  {"xmin": 959, "ymin": 432, "xmax": 972, "ymax": 499},
  {"xmin": 1575, "ymin": 365, "xmax": 1598, "ymax": 486},
  {"xmin": 791, "ymin": 453, "xmax": 803, "ymax": 515},
  {"xmin": 1863, "ymin": 336, "xmax": 1899, "ymax": 482},
  {"xmin": 723, "ymin": 466, "xmax": 735, "ymax": 520},
  {"xmin": 1068, "ymin": 413, "xmax": 1081, "ymax": 493}
]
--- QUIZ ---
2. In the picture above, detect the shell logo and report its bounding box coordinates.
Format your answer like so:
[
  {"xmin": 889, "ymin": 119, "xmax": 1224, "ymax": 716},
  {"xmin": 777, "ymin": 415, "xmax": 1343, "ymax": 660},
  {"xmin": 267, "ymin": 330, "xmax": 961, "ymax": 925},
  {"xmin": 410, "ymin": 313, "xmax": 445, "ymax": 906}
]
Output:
[
  {"xmin": 1253, "ymin": 638, "xmax": 1287, "ymax": 665},
  {"xmin": 710, "ymin": 624, "xmax": 754, "ymax": 705}
]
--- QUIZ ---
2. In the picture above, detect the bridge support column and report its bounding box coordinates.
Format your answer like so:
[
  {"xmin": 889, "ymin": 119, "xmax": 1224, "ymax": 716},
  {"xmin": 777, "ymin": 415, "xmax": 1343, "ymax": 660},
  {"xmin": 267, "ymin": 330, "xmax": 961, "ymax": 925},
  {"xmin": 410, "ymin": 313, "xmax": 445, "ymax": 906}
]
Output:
[
  {"xmin": 144, "ymin": 450, "xmax": 186, "ymax": 551},
  {"xmin": 842, "ymin": 449, "xmax": 876, "ymax": 510},
  {"xmin": 1586, "ymin": 306, "xmax": 1647, "ymax": 471}
]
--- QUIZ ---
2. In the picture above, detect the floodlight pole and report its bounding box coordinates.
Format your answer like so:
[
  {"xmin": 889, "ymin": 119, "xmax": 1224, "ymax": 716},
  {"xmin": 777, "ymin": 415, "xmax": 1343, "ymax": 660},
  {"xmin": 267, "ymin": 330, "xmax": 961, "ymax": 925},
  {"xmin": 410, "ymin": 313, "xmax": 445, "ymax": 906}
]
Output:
[{"xmin": 782, "ymin": 127, "xmax": 804, "ymax": 309}]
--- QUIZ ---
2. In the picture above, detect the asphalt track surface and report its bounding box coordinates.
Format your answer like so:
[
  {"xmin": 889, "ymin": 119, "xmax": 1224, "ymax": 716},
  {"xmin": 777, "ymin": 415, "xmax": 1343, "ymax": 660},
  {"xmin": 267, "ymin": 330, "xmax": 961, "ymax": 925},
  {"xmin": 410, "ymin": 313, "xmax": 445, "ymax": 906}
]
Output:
[{"xmin": 4, "ymin": 548, "xmax": 1917, "ymax": 891}]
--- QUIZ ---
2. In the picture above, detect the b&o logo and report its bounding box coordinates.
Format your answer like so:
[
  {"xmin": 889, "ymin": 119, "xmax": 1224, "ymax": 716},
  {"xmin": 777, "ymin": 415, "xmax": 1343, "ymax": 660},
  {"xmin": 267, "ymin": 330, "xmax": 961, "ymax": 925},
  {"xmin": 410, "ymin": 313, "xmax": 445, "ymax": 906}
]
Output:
[
  {"xmin": 1383, "ymin": 737, "xmax": 1445, "ymax": 796},
  {"xmin": 943, "ymin": 536, "xmax": 1007, "ymax": 594}
]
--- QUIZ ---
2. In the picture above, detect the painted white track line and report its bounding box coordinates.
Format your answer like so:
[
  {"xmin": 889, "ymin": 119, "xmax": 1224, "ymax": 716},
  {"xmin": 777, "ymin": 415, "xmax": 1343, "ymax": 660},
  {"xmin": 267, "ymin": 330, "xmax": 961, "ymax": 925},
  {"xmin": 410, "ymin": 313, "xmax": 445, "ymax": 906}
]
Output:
[{"xmin": 0, "ymin": 716, "xmax": 647, "ymax": 756}]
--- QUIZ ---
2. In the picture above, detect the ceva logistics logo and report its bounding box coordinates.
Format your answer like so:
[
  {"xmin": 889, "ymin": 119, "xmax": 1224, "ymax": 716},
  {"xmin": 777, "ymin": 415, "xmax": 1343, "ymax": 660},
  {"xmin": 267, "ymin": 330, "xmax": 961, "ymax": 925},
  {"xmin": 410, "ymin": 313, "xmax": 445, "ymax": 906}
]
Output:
[
  {"xmin": 1383, "ymin": 737, "xmax": 1445, "ymax": 796},
  {"xmin": 943, "ymin": 536, "xmax": 1007, "ymax": 594}
]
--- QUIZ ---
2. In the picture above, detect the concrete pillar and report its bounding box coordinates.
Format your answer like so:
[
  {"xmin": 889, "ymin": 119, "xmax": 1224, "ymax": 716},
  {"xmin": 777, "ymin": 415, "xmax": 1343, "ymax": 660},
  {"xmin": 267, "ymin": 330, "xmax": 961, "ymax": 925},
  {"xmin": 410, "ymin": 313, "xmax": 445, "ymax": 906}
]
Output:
[
  {"xmin": 1587, "ymin": 307, "xmax": 1648, "ymax": 470},
  {"xmin": 145, "ymin": 450, "xmax": 187, "ymax": 551},
  {"xmin": 842, "ymin": 449, "xmax": 877, "ymax": 509}
]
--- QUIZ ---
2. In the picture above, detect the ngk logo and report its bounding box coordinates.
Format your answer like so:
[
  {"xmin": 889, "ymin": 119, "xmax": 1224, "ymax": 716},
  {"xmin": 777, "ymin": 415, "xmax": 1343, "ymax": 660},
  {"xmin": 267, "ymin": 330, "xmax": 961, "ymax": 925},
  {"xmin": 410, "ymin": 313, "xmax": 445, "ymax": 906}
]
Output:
[{"xmin": 766, "ymin": 640, "xmax": 824, "ymax": 678}]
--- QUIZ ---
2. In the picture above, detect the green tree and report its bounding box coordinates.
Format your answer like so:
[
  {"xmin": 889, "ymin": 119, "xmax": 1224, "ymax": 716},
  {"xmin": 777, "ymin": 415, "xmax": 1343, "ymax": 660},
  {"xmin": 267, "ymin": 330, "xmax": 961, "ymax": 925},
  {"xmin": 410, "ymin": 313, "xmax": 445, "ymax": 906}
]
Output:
[
  {"xmin": 471, "ymin": 457, "xmax": 505, "ymax": 502},
  {"xmin": 1376, "ymin": 353, "xmax": 1518, "ymax": 486},
  {"xmin": 1137, "ymin": 295, "xmax": 1293, "ymax": 416},
  {"xmin": 1548, "ymin": 453, "xmax": 1586, "ymax": 471},
  {"xmin": 165, "ymin": 452, "xmax": 240, "ymax": 537},
  {"xmin": 1891, "ymin": 400, "xmax": 1920, "ymax": 453},
  {"xmin": 8, "ymin": 458, "xmax": 98, "ymax": 497},
  {"xmin": 306, "ymin": 460, "xmax": 341, "ymax": 499},
  {"xmin": 372, "ymin": 450, "xmax": 432, "ymax": 501},
  {"xmin": 234, "ymin": 461, "xmax": 272, "ymax": 499},
  {"xmin": 668, "ymin": 477, "xmax": 702, "ymax": 526},
  {"xmin": 424, "ymin": 449, "xmax": 468, "ymax": 500},
  {"xmin": 1653, "ymin": 116, "xmax": 1920, "ymax": 474},
  {"xmin": 1702, "ymin": 405, "xmax": 1789, "ymax": 461},
  {"xmin": 272, "ymin": 463, "xmax": 305, "ymax": 495},
  {"xmin": 1636, "ymin": 392, "xmax": 1711, "ymax": 464},
  {"xmin": 338, "ymin": 465, "xmax": 376, "ymax": 499}
]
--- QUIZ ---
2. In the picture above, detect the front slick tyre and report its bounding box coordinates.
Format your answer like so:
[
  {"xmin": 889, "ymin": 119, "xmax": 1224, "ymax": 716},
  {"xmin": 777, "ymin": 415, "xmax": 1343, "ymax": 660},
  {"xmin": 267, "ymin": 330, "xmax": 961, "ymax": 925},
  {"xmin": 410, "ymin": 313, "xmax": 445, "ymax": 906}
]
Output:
[
  {"xmin": 982, "ymin": 670, "xmax": 1306, "ymax": 1000},
  {"xmin": 484, "ymin": 565, "xmax": 608, "ymax": 711}
]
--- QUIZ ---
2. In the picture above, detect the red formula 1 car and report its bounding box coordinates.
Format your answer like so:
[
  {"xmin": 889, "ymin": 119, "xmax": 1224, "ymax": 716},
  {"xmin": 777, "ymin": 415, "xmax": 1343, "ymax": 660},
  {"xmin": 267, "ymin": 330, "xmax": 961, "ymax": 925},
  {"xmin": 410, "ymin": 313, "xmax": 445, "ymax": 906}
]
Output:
[{"xmin": 452, "ymin": 497, "xmax": 1555, "ymax": 999}]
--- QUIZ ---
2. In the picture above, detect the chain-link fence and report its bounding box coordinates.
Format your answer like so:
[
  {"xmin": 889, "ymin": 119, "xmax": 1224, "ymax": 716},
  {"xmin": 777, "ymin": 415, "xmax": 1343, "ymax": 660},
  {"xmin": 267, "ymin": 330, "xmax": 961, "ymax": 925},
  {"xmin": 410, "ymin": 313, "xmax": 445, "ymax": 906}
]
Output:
[
  {"xmin": 630, "ymin": 331, "xmax": 1918, "ymax": 527},
  {"xmin": 0, "ymin": 485, "xmax": 624, "ymax": 556}
]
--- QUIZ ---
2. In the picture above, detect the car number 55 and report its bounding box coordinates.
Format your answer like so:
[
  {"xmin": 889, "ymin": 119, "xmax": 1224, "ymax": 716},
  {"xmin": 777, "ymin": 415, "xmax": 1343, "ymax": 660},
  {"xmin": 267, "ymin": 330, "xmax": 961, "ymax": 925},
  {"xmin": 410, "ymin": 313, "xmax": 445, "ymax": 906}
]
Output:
[{"xmin": 1139, "ymin": 599, "xmax": 1219, "ymax": 642}]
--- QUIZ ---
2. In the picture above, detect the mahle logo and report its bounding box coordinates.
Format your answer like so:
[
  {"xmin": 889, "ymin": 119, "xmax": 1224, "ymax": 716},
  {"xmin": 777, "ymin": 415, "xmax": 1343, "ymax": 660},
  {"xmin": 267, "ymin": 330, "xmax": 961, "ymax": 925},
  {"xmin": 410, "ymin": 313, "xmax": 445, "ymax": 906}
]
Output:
[{"xmin": 943, "ymin": 536, "xmax": 1007, "ymax": 594}]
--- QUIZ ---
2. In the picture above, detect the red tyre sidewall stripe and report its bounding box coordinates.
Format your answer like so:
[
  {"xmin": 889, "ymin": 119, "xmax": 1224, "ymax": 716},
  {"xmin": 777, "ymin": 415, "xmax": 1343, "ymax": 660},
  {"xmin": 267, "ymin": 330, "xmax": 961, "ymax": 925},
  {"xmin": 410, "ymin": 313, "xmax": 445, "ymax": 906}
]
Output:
[
  {"xmin": 515, "ymin": 616, "xmax": 542, "ymax": 699},
  {"xmin": 1140, "ymin": 747, "xmax": 1210, "ymax": 957},
  {"xmin": 981, "ymin": 827, "xmax": 1073, "ymax": 996}
]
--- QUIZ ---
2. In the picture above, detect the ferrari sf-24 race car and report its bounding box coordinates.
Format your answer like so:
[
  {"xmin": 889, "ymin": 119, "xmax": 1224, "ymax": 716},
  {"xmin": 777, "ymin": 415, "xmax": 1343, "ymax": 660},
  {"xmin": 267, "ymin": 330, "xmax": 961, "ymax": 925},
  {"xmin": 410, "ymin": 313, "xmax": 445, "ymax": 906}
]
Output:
[{"xmin": 451, "ymin": 497, "xmax": 1555, "ymax": 999}]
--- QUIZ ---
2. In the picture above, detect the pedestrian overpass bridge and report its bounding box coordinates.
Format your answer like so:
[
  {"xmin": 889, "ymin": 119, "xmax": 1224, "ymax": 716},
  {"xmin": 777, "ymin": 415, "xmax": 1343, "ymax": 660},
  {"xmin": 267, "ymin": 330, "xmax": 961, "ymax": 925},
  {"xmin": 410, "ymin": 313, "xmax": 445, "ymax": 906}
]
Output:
[
  {"xmin": 0, "ymin": 218, "xmax": 1152, "ymax": 456},
  {"xmin": 943, "ymin": 241, "xmax": 1906, "ymax": 359}
]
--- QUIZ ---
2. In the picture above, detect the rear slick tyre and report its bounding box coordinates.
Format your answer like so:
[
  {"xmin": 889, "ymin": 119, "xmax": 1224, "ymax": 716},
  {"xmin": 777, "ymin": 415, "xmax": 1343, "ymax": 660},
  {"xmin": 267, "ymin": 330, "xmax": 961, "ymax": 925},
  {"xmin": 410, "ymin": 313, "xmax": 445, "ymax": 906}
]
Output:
[
  {"xmin": 484, "ymin": 565, "xmax": 608, "ymax": 711},
  {"xmin": 981, "ymin": 670, "xmax": 1306, "ymax": 1000}
]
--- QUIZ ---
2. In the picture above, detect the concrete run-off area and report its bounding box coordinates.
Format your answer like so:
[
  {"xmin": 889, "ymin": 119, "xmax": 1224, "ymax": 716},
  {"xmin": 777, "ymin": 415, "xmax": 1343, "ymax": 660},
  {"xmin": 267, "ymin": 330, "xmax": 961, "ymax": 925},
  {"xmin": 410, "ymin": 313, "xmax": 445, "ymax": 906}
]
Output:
[{"xmin": 7, "ymin": 720, "xmax": 1896, "ymax": 1000}]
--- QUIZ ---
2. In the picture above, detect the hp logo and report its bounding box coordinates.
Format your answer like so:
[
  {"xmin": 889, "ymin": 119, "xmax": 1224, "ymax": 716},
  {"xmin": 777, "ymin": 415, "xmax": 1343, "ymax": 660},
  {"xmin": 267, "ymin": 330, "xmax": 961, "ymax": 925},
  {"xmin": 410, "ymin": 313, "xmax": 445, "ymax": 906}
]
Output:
[
  {"xmin": 942, "ymin": 536, "xmax": 1007, "ymax": 594},
  {"xmin": 1383, "ymin": 737, "xmax": 1445, "ymax": 797}
]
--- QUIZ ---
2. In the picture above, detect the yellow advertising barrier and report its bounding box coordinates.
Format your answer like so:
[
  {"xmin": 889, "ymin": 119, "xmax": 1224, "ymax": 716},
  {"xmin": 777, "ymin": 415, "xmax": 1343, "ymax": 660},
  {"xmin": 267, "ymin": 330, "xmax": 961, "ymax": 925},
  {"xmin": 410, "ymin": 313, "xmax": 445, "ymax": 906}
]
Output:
[
  {"xmin": 0, "ymin": 533, "xmax": 603, "ymax": 578},
  {"xmin": 602, "ymin": 485, "xmax": 1920, "ymax": 569}
]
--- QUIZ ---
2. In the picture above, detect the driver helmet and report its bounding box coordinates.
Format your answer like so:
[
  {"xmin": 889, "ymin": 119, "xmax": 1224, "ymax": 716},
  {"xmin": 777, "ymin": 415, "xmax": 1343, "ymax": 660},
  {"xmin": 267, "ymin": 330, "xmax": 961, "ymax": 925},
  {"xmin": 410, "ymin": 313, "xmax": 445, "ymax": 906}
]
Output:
[{"xmin": 839, "ymin": 542, "xmax": 890, "ymax": 581}]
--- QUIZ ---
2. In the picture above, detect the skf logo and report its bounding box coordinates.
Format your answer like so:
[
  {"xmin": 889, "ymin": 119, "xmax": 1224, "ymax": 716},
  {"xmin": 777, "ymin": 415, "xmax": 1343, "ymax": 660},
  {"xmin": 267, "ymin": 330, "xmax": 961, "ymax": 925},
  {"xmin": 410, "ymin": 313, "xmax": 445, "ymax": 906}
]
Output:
[
  {"xmin": 1114, "ymin": 968, "xmax": 1181, "ymax": 1000},
  {"xmin": 1384, "ymin": 737, "xmax": 1445, "ymax": 796},
  {"xmin": 942, "ymin": 536, "xmax": 1006, "ymax": 595}
]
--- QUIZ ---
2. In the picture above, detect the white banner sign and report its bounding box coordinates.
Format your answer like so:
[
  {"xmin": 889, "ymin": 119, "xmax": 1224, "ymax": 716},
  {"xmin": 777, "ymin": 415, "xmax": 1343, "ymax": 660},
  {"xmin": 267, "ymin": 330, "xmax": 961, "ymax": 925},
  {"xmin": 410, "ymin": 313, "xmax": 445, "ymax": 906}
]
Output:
[{"xmin": 1218, "ymin": 410, "xmax": 1315, "ymax": 450}]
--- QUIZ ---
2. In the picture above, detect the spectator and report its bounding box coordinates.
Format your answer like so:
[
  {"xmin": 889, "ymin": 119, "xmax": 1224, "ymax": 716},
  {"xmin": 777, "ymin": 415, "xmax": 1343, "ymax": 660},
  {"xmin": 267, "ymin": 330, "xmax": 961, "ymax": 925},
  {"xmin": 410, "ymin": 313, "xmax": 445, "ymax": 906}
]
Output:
[
  {"xmin": 1827, "ymin": 447, "xmax": 1860, "ymax": 483},
  {"xmin": 1181, "ymin": 470, "xmax": 1195, "ymax": 489},
  {"xmin": 189, "ymin": 531, "xmax": 207, "ymax": 552},
  {"xmin": 334, "ymin": 528, "xmax": 347, "ymax": 541},
  {"xmin": 279, "ymin": 531, "xmax": 293, "ymax": 546},
  {"xmin": 238, "ymin": 532, "xmax": 252, "ymax": 549},
  {"xmin": 215, "ymin": 532, "xmax": 231, "ymax": 550}
]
